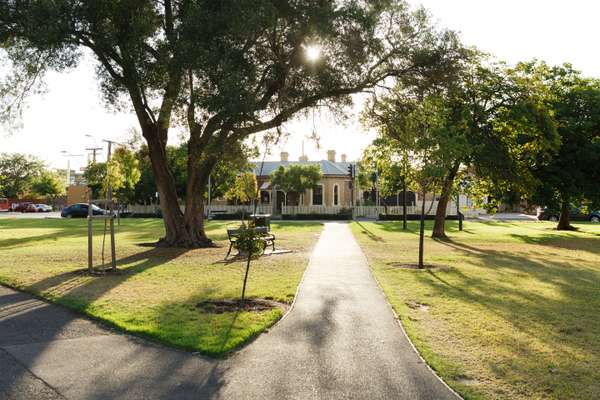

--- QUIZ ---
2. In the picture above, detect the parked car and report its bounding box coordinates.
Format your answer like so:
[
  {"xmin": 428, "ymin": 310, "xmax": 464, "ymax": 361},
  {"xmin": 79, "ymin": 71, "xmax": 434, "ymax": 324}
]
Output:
[
  {"xmin": 11, "ymin": 202, "xmax": 33, "ymax": 212},
  {"xmin": 61, "ymin": 203, "xmax": 106, "ymax": 218},
  {"xmin": 23, "ymin": 203, "xmax": 39, "ymax": 213},
  {"xmin": 537, "ymin": 205, "xmax": 600, "ymax": 222},
  {"xmin": 35, "ymin": 204, "xmax": 53, "ymax": 212}
]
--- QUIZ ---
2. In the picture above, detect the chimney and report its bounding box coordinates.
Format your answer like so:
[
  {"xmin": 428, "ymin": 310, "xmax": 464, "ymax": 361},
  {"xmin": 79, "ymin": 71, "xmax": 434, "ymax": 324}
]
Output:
[
  {"xmin": 341, "ymin": 153, "xmax": 347, "ymax": 163},
  {"xmin": 299, "ymin": 155, "xmax": 308, "ymax": 162},
  {"xmin": 280, "ymin": 151, "xmax": 289, "ymax": 162},
  {"xmin": 327, "ymin": 150, "xmax": 336, "ymax": 162}
]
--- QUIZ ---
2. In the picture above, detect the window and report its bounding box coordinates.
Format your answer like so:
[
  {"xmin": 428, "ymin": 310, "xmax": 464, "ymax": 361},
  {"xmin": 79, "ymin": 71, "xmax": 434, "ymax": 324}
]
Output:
[
  {"xmin": 260, "ymin": 190, "xmax": 271, "ymax": 204},
  {"xmin": 333, "ymin": 185, "xmax": 339, "ymax": 206},
  {"xmin": 312, "ymin": 185, "xmax": 323, "ymax": 205}
]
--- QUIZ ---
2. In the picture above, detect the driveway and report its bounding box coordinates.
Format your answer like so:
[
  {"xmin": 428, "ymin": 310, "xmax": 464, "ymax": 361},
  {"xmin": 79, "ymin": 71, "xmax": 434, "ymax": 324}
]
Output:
[{"xmin": 0, "ymin": 222, "xmax": 459, "ymax": 399}]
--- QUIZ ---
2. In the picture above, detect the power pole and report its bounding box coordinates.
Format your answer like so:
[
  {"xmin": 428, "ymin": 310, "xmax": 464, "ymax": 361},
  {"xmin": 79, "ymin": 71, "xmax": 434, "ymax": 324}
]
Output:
[{"xmin": 86, "ymin": 147, "xmax": 102, "ymax": 164}]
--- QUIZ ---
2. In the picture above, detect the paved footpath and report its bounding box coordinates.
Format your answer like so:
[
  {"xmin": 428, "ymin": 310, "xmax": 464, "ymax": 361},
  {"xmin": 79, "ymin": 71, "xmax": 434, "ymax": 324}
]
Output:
[{"xmin": 0, "ymin": 222, "xmax": 459, "ymax": 400}]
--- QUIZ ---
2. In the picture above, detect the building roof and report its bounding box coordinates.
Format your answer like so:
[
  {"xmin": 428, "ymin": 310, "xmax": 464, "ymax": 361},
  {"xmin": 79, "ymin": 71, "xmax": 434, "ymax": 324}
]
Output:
[{"xmin": 252, "ymin": 160, "xmax": 354, "ymax": 177}]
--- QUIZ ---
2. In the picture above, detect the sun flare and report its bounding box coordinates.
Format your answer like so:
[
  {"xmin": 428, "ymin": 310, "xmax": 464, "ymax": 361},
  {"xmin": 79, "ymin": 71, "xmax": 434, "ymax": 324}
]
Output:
[{"xmin": 305, "ymin": 44, "xmax": 321, "ymax": 62}]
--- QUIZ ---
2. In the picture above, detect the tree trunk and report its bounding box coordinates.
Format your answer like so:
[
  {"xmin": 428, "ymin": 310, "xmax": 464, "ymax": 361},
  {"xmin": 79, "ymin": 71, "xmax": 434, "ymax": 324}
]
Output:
[
  {"xmin": 556, "ymin": 198, "xmax": 573, "ymax": 231},
  {"xmin": 432, "ymin": 163, "xmax": 460, "ymax": 239},
  {"xmin": 418, "ymin": 189, "xmax": 426, "ymax": 269},
  {"xmin": 183, "ymin": 167, "xmax": 213, "ymax": 247},
  {"xmin": 143, "ymin": 127, "xmax": 211, "ymax": 247}
]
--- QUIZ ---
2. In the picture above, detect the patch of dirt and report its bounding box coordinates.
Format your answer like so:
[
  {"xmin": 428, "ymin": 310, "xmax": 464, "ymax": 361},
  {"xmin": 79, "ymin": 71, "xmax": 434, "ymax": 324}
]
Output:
[
  {"xmin": 196, "ymin": 298, "xmax": 289, "ymax": 314},
  {"xmin": 405, "ymin": 300, "xmax": 430, "ymax": 312},
  {"xmin": 387, "ymin": 262, "xmax": 450, "ymax": 271},
  {"xmin": 70, "ymin": 268, "xmax": 125, "ymax": 276},
  {"xmin": 455, "ymin": 375, "xmax": 480, "ymax": 386}
]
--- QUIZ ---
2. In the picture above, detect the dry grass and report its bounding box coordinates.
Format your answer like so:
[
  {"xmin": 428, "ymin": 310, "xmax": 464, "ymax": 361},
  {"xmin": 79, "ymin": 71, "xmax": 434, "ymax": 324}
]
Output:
[{"xmin": 351, "ymin": 220, "xmax": 600, "ymax": 400}]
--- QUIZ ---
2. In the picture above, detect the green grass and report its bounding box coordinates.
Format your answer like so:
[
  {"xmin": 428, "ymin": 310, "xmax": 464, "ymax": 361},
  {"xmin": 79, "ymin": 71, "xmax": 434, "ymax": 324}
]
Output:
[
  {"xmin": 0, "ymin": 218, "xmax": 322, "ymax": 357},
  {"xmin": 351, "ymin": 220, "xmax": 600, "ymax": 400}
]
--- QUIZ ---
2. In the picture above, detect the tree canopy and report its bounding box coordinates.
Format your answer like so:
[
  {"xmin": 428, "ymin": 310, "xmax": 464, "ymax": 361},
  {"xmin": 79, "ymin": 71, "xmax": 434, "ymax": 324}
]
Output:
[
  {"xmin": 523, "ymin": 62, "xmax": 600, "ymax": 229},
  {"xmin": 271, "ymin": 164, "xmax": 322, "ymax": 205},
  {"xmin": 30, "ymin": 170, "xmax": 64, "ymax": 199},
  {"xmin": 0, "ymin": 153, "xmax": 45, "ymax": 198},
  {"xmin": 83, "ymin": 147, "xmax": 141, "ymax": 201},
  {"xmin": 1, "ymin": 0, "xmax": 465, "ymax": 246},
  {"xmin": 225, "ymin": 172, "xmax": 258, "ymax": 205},
  {"xmin": 362, "ymin": 56, "xmax": 559, "ymax": 237}
]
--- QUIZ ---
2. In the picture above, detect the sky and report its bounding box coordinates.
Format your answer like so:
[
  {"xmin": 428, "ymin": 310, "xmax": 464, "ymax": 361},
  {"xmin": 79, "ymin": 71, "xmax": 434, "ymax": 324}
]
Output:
[{"xmin": 2, "ymin": 0, "xmax": 600, "ymax": 170}]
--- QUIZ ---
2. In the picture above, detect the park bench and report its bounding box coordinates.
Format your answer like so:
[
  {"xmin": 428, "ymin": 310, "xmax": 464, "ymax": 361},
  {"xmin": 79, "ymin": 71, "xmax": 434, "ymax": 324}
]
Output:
[{"xmin": 226, "ymin": 226, "xmax": 276, "ymax": 257}]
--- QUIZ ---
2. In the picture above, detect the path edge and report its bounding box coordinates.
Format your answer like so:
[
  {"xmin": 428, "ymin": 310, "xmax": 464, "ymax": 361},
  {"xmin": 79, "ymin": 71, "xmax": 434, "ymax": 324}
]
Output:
[
  {"xmin": 267, "ymin": 223, "xmax": 324, "ymax": 326},
  {"xmin": 350, "ymin": 226, "xmax": 465, "ymax": 400}
]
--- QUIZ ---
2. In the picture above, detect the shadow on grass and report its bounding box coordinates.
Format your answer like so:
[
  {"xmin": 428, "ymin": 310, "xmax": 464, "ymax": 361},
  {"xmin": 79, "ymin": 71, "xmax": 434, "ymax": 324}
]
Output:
[
  {"xmin": 416, "ymin": 237, "xmax": 600, "ymax": 397},
  {"xmin": 0, "ymin": 287, "xmax": 230, "ymax": 399},
  {"xmin": 355, "ymin": 221, "xmax": 386, "ymax": 242},
  {"xmin": 27, "ymin": 246, "xmax": 190, "ymax": 304},
  {"xmin": 509, "ymin": 233, "xmax": 600, "ymax": 255}
]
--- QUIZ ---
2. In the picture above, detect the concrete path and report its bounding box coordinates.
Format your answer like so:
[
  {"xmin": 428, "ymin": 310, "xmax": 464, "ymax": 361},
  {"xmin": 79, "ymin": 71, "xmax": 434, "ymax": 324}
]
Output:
[{"xmin": 0, "ymin": 222, "xmax": 459, "ymax": 400}]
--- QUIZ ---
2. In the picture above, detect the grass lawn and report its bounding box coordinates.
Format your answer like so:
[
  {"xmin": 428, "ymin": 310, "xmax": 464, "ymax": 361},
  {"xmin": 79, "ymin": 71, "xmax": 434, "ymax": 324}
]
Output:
[
  {"xmin": 351, "ymin": 220, "xmax": 600, "ymax": 400},
  {"xmin": 0, "ymin": 218, "xmax": 322, "ymax": 357}
]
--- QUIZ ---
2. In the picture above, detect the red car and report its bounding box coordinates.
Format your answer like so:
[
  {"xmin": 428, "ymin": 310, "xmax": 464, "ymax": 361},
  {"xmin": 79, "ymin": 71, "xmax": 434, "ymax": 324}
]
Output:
[{"xmin": 11, "ymin": 202, "xmax": 33, "ymax": 212}]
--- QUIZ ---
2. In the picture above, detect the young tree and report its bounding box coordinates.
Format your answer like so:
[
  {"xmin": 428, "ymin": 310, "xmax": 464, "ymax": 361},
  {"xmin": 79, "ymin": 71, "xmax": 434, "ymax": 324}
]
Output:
[
  {"xmin": 110, "ymin": 147, "xmax": 141, "ymax": 203},
  {"xmin": 271, "ymin": 165, "xmax": 322, "ymax": 206},
  {"xmin": 0, "ymin": 153, "xmax": 44, "ymax": 198},
  {"xmin": 83, "ymin": 147, "xmax": 141, "ymax": 201},
  {"xmin": 1, "ymin": 0, "xmax": 464, "ymax": 247},
  {"xmin": 225, "ymin": 172, "xmax": 258, "ymax": 205},
  {"xmin": 362, "ymin": 141, "xmax": 414, "ymax": 222}
]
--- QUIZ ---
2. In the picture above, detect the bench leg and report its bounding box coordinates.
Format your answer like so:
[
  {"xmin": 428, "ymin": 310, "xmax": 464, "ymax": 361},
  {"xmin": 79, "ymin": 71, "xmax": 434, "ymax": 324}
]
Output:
[
  {"xmin": 226, "ymin": 242, "xmax": 233, "ymax": 258},
  {"xmin": 271, "ymin": 240, "xmax": 275, "ymax": 252}
]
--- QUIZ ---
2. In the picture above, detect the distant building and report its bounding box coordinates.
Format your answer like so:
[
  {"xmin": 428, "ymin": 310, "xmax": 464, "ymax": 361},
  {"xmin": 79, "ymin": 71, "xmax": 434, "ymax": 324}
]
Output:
[{"xmin": 253, "ymin": 150, "xmax": 356, "ymax": 212}]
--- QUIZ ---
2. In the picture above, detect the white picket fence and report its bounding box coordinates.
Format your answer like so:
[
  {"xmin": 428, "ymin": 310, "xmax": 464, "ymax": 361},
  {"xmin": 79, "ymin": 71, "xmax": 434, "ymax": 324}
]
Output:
[
  {"xmin": 125, "ymin": 204, "xmax": 272, "ymax": 216},
  {"xmin": 353, "ymin": 202, "xmax": 456, "ymax": 218},
  {"xmin": 281, "ymin": 205, "xmax": 350, "ymax": 215},
  {"xmin": 126, "ymin": 202, "xmax": 483, "ymax": 219}
]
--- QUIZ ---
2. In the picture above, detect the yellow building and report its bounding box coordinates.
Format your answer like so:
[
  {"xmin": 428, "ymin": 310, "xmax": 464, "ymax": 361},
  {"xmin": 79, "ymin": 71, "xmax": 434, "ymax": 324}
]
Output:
[{"xmin": 254, "ymin": 150, "xmax": 357, "ymax": 213}]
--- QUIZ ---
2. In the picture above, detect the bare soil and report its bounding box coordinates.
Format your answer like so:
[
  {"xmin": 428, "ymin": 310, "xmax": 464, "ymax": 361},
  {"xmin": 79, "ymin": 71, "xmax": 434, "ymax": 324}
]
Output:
[
  {"xmin": 197, "ymin": 298, "xmax": 289, "ymax": 314},
  {"xmin": 386, "ymin": 262, "xmax": 450, "ymax": 271}
]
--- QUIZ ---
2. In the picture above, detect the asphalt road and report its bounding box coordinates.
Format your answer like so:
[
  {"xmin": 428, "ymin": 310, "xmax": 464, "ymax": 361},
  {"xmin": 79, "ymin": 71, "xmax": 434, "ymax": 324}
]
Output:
[
  {"xmin": 0, "ymin": 222, "xmax": 459, "ymax": 400},
  {"xmin": 0, "ymin": 211, "xmax": 62, "ymax": 219}
]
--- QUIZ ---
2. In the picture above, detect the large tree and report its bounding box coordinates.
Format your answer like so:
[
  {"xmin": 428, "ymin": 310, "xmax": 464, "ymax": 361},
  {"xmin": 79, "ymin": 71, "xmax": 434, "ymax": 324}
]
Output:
[
  {"xmin": 524, "ymin": 62, "xmax": 600, "ymax": 230},
  {"xmin": 0, "ymin": 153, "xmax": 44, "ymax": 198},
  {"xmin": 30, "ymin": 169, "xmax": 64, "ymax": 199},
  {"xmin": 363, "ymin": 58, "xmax": 559, "ymax": 237},
  {"xmin": 1, "ymin": 0, "xmax": 463, "ymax": 246},
  {"xmin": 133, "ymin": 141, "xmax": 255, "ymax": 205}
]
